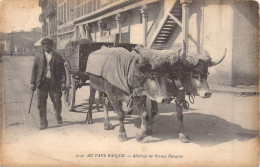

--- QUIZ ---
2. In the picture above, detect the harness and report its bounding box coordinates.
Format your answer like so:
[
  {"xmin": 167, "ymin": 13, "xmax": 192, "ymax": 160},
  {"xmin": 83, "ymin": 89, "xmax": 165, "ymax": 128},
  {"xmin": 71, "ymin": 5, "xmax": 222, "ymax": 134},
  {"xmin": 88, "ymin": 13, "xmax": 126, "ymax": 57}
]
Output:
[{"xmin": 169, "ymin": 70, "xmax": 196, "ymax": 109}]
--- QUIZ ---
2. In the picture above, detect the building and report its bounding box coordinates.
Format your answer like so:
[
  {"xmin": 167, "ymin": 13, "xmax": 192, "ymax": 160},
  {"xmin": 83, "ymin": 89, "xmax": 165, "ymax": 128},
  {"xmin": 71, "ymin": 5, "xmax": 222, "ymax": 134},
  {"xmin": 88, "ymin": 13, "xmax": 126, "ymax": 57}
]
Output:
[
  {"xmin": 31, "ymin": 27, "xmax": 42, "ymax": 33},
  {"xmin": 39, "ymin": 0, "xmax": 57, "ymax": 48},
  {"xmin": 0, "ymin": 31, "xmax": 41, "ymax": 56},
  {"xmin": 38, "ymin": 0, "xmax": 259, "ymax": 86},
  {"xmin": 0, "ymin": 41, "xmax": 5, "ymax": 56}
]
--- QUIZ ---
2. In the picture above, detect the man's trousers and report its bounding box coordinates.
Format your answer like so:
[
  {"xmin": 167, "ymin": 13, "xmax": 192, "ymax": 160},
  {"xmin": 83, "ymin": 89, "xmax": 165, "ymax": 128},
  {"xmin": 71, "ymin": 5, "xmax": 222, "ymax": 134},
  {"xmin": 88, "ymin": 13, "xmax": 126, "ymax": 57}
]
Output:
[{"xmin": 37, "ymin": 79, "xmax": 62, "ymax": 126}]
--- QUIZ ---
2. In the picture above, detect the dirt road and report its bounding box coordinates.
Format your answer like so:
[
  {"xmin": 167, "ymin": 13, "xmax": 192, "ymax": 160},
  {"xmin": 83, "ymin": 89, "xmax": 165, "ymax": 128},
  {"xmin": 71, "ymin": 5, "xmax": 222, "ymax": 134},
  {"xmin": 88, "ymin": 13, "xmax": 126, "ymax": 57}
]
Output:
[{"xmin": 0, "ymin": 56, "xmax": 259, "ymax": 167}]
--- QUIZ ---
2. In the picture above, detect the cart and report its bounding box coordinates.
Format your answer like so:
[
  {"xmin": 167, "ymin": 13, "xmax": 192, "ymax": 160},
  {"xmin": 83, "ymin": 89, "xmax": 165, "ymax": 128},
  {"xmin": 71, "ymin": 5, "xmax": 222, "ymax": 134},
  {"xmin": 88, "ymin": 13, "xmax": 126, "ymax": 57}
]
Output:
[{"xmin": 56, "ymin": 39, "xmax": 137, "ymax": 111}]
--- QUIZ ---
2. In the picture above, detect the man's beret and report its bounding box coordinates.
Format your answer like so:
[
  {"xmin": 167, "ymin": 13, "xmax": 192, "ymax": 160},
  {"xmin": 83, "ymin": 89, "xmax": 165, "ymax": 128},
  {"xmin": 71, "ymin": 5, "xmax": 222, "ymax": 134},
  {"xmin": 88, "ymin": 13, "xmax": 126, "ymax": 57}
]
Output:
[{"xmin": 41, "ymin": 38, "xmax": 53, "ymax": 45}]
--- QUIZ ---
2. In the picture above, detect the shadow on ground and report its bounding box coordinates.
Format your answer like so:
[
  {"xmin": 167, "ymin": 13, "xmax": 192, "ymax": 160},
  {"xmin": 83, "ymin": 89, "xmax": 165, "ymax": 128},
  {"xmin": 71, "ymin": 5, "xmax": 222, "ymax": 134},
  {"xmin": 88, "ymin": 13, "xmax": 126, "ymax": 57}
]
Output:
[
  {"xmin": 62, "ymin": 99, "xmax": 258, "ymax": 146},
  {"xmin": 137, "ymin": 112, "xmax": 259, "ymax": 147}
]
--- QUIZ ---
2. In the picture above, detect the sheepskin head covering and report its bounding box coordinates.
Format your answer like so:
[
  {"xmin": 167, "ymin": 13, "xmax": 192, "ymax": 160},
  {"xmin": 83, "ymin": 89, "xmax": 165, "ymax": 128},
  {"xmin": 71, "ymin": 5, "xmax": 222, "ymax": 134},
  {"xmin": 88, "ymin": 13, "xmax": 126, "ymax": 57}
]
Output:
[{"xmin": 132, "ymin": 47, "xmax": 180, "ymax": 70}]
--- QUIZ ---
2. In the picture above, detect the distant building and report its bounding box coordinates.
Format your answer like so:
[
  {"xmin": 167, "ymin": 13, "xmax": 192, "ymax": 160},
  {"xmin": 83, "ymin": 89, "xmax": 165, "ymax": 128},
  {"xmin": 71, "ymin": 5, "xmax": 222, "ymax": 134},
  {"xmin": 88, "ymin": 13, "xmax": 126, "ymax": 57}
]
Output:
[
  {"xmin": 38, "ymin": 0, "xmax": 259, "ymax": 86},
  {"xmin": 0, "ymin": 41, "xmax": 5, "ymax": 56},
  {"xmin": 0, "ymin": 31, "xmax": 41, "ymax": 56},
  {"xmin": 31, "ymin": 27, "xmax": 42, "ymax": 33}
]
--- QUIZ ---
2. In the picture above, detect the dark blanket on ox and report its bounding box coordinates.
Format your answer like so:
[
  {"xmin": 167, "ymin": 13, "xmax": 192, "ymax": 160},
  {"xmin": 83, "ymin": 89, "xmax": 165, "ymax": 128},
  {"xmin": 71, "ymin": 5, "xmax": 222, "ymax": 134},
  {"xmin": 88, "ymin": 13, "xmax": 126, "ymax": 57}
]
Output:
[{"xmin": 86, "ymin": 47, "xmax": 138, "ymax": 94}]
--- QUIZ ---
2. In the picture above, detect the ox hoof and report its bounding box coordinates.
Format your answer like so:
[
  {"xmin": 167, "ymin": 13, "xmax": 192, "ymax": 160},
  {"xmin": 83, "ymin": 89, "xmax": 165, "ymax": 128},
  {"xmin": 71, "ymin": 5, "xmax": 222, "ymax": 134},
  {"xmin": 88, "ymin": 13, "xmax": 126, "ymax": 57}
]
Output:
[
  {"xmin": 126, "ymin": 110, "xmax": 133, "ymax": 115},
  {"xmin": 146, "ymin": 129, "xmax": 153, "ymax": 136},
  {"xmin": 96, "ymin": 107, "xmax": 102, "ymax": 112},
  {"xmin": 179, "ymin": 133, "xmax": 191, "ymax": 143},
  {"xmin": 118, "ymin": 132, "xmax": 127, "ymax": 142},
  {"xmin": 136, "ymin": 132, "xmax": 146, "ymax": 142},
  {"xmin": 104, "ymin": 123, "xmax": 114, "ymax": 130},
  {"xmin": 86, "ymin": 119, "xmax": 93, "ymax": 124}
]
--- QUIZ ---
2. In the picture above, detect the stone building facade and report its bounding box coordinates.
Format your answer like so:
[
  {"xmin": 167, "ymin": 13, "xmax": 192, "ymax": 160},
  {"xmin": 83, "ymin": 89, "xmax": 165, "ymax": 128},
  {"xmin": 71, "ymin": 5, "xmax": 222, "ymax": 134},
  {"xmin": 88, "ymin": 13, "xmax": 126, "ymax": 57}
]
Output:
[
  {"xmin": 39, "ymin": 0, "xmax": 57, "ymax": 48},
  {"xmin": 39, "ymin": 0, "xmax": 259, "ymax": 86}
]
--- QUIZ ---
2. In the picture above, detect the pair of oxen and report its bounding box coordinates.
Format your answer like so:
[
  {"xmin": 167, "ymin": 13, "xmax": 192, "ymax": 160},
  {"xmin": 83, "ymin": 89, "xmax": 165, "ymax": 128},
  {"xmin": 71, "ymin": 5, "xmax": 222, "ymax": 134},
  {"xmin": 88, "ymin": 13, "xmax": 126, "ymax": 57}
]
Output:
[{"xmin": 85, "ymin": 46, "xmax": 227, "ymax": 143}]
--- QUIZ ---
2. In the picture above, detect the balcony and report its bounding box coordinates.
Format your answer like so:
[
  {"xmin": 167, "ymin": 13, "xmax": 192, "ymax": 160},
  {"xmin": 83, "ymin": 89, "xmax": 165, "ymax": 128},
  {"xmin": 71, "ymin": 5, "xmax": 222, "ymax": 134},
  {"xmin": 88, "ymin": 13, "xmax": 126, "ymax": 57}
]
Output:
[
  {"xmin": 39, "ymin": 0, "xmax": 47, "ymax": 7},
  {"xmin": 44, "ymin": 4, "xmax": 56, "ymax": 17},
  {"xmin": 39, "ymin": 14, "xmax": 46, "ymax": 24}
]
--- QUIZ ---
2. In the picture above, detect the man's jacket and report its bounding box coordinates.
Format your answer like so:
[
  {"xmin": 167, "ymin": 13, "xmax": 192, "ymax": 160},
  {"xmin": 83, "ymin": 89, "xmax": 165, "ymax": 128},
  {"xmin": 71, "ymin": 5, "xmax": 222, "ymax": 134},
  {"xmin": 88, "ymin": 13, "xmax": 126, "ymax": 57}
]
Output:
[{"xmin": 30, "ymin": 51, "xmax": 66, "ymax": 88}]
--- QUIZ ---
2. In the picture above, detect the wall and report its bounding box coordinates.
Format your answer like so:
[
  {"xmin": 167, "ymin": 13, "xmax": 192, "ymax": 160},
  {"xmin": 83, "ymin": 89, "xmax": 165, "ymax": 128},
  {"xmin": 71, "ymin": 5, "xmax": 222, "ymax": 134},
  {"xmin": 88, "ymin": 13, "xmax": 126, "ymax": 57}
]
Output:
[
  {"xmin": 129, "ymin": 8, "xmax": 143, "ymax": 45},
  {"xmin": 202, "ymin": 0, "xmax": 234, "ymax": 86},
  {"xmin": 232, "ymin": 1, "xmax": 259, "ymax": 85},
  {"xmin": 57, "ymin": 32, "xmax": 73, "ymax": 49},
  {"xmin": 165, "ymin": 0, "xmax": 234, "ymax": 85},
  {"xmin": 165, "ymin": 0, "xmax": 259, "ymax": 86}
]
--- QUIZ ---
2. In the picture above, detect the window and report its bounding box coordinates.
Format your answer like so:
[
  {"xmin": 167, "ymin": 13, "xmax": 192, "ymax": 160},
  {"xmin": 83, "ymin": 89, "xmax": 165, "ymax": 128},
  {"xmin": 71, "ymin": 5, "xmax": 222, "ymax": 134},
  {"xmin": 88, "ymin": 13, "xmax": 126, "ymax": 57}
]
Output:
[
  {"xmin": 64, "ymin": 2, "xmax": 67, "ymax": 22},
  {"xmin": 57, "ymin": 6, "xmax": 60, "ymax": 22},
  {"xmin": 61, "ymin": 4, "xmax": 64, "ymax": 23},
  {"xmin": 92, "ymin": 0, "xmax": 96, "ymax": 11},
  {"xmin": 67, "ymin": 0, "xmax": 70, "ymax": 20},
  {"xmin": 87, "ymin": 0, "xmax": 92, "ymax": 14}
]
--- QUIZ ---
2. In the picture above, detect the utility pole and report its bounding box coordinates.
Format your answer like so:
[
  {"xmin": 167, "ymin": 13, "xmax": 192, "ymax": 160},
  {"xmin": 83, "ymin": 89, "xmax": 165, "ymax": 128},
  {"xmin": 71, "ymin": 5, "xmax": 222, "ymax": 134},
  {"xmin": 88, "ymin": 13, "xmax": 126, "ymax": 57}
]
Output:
[{"xmin": 11, "ymin": 30, "xmax": 14, "ymax": 56}]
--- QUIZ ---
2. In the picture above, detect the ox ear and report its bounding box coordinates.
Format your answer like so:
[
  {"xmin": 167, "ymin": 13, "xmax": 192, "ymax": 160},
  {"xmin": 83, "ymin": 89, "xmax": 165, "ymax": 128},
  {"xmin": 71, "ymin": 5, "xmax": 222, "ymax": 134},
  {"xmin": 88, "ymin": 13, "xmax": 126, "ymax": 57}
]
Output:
[
  {"xmin": 133, "ymin": 48, "xmax": 144, "ymax": 63},
  {"xmin": 209, "ymin": 48, "xmax": 227, "ymax": 67}
]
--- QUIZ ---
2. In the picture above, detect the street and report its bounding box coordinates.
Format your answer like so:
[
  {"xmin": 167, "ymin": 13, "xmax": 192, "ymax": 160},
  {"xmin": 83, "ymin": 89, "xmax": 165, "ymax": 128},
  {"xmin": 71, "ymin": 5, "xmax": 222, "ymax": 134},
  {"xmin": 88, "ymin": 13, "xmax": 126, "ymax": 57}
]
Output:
[{"xmin": 0, "ymin": 56, "xmax": 259, "ymax": 167}]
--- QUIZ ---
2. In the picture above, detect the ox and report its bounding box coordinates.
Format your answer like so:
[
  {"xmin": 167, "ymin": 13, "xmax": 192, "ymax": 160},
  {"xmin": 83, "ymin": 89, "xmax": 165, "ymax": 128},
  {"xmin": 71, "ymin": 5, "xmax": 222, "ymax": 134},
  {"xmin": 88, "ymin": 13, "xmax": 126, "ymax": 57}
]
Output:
[
  {"xmin": 145, "ymin": 48, "xmax": 227, "ymax": 143},
  {"xmin": 85, "ymin": 47, "xmax": 170, "ymax": 142}
]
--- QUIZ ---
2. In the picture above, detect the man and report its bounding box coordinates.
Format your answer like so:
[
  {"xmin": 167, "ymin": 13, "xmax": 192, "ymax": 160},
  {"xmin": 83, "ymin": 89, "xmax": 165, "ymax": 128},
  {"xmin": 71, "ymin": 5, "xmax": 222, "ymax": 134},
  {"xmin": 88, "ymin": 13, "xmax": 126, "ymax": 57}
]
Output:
[{"xmin": 30, "ymin": 38, "xmax": 66, "ymax": 130}]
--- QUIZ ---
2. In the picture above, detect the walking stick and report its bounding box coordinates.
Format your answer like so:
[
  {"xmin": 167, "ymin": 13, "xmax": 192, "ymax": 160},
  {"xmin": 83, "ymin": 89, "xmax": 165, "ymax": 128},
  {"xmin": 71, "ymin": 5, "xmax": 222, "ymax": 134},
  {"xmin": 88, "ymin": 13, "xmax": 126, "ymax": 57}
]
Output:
[{"xmin": 28, "ymin": 91, "xmax": 34, "ymax": 114}]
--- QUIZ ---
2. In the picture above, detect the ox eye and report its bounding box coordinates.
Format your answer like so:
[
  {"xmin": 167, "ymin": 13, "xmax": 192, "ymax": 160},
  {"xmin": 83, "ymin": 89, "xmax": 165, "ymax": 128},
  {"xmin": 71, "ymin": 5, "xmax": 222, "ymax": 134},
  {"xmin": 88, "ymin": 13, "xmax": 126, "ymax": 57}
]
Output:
[{"xmin": 167, "ymin": 78, "xmax": 172, "ymax": 82}]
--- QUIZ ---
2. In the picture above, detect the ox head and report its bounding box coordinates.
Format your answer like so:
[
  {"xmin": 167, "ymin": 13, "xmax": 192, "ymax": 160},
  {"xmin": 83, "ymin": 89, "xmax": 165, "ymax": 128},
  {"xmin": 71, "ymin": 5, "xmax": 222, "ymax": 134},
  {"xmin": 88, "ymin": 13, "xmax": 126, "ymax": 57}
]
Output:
[
  {"xmin": 179, "ymin": 48, "xmax": 227, "ymax": 98},
  {"xmin": 132, "ymin": 49, "xmax": 170, "ymax": 103}
]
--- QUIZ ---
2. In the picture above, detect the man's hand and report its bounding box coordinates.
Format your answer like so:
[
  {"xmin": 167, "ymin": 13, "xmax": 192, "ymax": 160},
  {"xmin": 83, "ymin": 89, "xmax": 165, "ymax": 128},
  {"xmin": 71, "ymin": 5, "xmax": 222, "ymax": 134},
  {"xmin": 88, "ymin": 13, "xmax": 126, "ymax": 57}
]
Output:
[
  {"xmin": 31, "ymin": 84, "xmax": 36, "ymax": 91},
  {"xmin": 61, "ymin": 83, "xmax": 66, "ymax": 91}
]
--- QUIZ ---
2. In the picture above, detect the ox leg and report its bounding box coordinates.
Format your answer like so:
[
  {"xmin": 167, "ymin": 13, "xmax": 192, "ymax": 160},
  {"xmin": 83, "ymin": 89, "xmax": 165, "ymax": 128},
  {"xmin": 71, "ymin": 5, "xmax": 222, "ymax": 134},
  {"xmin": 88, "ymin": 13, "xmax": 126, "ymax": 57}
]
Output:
[
  {"xmin": 103, "ymin": 96, "xmax": 114, "ymax": 130},
  {"xmin": 106, "ymin": 94, "xmax": 127, "ymax": 141},
  {"xmin": 104, "ymin": 81, "xmax": 127, "ymax": 142},
  {"xmin": 95, "ymin": 92, "xmax": 103, "ymax": 112},
  {"xmin": 176, "ymin": 104, "xmax": 190, "ymax": 143},
  {"xmin": 113, "ymin": 102, "xmax": 127, "ymax": 142},
  {"xmin": 146, "ymin": 100, "xmax": 159, "ymax": 135},
  {"xmin": 136, "ymin": 96, "xmax": 149, "ymax": 141},
  {"xmin": 86, "ymin": 85, "xmax": 95, "ymax": 124},
  {"xmin": 109, "ymin": 99, "xmax": 127, "ymax": 142}
]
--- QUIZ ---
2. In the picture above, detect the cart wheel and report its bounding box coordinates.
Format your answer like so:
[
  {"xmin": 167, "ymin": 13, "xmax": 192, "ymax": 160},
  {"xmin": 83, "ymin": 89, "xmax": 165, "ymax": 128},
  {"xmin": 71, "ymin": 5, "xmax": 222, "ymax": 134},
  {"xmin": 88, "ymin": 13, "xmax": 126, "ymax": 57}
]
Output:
[{"xmin": 63, "ymin": 63, "xmax": 76, "ymax": 111}]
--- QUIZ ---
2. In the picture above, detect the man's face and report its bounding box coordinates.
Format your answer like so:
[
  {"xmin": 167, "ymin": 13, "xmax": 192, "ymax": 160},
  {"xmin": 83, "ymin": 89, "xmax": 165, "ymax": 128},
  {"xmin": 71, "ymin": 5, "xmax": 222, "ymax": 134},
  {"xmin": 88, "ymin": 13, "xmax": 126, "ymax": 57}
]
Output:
[{"xmin": 43, "ymin": 43, "xmax": 53, "ymax": 53}]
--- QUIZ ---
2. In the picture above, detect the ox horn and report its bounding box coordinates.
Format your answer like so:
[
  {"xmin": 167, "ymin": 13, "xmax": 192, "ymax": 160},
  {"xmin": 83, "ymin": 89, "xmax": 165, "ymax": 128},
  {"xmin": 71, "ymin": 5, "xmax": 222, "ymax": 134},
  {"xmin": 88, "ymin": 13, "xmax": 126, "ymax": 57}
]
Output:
[
  {"xmin": 133, "ymin": 48, "xmax": 144, "ymax": 64},
  {"xmin": 178, "ymin": 40, "xmax": 187, "ymax": 64},
  {"xmin": 209, "ymin": 48, "xmax": 227, "ymax": 67}
]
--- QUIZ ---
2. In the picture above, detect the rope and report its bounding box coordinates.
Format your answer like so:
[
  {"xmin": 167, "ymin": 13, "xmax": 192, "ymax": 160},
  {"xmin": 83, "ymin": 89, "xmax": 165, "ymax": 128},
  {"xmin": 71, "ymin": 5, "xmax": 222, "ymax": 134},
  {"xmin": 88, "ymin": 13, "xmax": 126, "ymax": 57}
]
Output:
[{"xmin": 188, "ymin": 95, "xmax": 194, "ymax": 104}]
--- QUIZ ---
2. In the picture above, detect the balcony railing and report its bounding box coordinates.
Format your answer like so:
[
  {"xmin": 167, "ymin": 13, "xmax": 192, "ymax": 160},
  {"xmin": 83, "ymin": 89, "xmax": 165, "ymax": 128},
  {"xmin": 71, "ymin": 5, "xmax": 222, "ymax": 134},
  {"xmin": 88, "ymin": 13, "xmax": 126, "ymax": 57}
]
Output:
[{"xmin": 100, "ymin": 34, "xmax": 116, "ymax": 42}]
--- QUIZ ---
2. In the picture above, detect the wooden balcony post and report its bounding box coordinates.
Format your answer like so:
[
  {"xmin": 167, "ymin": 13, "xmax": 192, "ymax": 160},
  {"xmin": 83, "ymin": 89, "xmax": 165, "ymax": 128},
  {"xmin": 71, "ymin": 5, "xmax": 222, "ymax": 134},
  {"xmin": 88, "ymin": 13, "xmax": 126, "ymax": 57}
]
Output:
[
  {"xmin": 115, "ymin": 13, "xmax": 122, "ymax": 43},
  {"xmin": 140, "ymin": 5, "xmax": 148, "ymax": 47},
  {"xmin": 85, "ymin": 23, "xmax": 91, "ymax": 40},
  {"xmin": 98, "ymin": 20, "xmax": 103, "ymax": 42},
  {"xmin": 74, "ymin": 26, "xmax": 78, "ymax": 40},
  {"xmin": 181, "ymin": 0, "xmax": 192, "ymax": 53},
  {"xmin": 79, "ymin": 25, "xmax": 86, "ymax": 39}
]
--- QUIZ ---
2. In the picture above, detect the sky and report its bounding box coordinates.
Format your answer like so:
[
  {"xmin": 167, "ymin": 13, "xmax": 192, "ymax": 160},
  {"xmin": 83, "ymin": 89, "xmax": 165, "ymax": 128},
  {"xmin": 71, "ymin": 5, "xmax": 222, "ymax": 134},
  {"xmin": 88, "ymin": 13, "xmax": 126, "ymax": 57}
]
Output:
[{"xmin": 0, "ymin": 0, "xmax": 42, "ymax": 33}]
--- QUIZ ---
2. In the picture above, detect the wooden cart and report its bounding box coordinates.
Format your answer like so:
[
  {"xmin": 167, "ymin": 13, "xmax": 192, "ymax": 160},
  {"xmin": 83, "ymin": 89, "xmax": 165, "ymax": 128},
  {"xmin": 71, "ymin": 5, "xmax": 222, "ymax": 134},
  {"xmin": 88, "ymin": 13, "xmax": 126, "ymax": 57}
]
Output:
[{"xmin": 57, "ymin": 39, "xmax": 136, "ymax": 111}]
